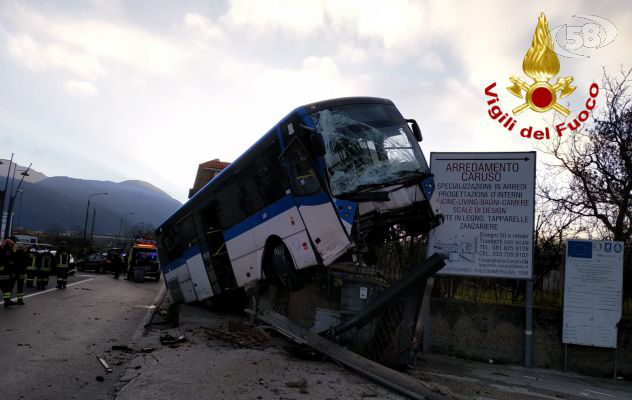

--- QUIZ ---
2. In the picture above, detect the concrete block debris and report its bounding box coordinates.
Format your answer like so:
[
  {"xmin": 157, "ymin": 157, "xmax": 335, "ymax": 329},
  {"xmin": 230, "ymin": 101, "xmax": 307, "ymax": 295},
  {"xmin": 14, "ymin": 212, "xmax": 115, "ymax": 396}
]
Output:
[
  {"xmin": 97, "ymin": 356, "xmax": 112, "ymax": 373},
  {"xmin": 205, "ymin": 327, "xmax": 269, "ymax": 347}
]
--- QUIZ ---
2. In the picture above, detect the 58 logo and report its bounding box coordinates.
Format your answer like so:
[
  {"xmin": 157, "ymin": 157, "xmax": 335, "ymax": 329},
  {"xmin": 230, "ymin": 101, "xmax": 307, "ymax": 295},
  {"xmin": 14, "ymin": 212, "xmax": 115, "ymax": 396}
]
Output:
[{"xmin": 547, "ymin": 15, "xmax": 617, "ymax": 58}]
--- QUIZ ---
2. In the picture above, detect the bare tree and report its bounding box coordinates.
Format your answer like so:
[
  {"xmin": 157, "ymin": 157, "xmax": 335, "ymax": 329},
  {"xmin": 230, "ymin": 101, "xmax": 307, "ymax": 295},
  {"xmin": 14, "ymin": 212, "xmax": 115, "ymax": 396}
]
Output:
[{"xmin": 540, "ymin": 67, "xmax": 632, "ymax": 244}]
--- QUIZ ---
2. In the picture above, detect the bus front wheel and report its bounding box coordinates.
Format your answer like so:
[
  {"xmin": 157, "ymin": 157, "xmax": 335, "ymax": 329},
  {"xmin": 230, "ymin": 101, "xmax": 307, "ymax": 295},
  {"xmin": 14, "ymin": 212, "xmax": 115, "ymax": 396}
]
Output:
[{"xmin": 270, "ymin": 244, "xmax": 302, "ymax": 291}]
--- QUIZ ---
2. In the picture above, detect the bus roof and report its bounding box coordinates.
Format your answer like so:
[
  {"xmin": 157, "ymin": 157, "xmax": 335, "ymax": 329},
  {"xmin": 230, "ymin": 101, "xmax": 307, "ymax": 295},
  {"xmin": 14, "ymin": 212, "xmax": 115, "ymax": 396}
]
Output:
[{"xmin": 157, "ymin": 96, "xmax": 393, "ymax": 231}]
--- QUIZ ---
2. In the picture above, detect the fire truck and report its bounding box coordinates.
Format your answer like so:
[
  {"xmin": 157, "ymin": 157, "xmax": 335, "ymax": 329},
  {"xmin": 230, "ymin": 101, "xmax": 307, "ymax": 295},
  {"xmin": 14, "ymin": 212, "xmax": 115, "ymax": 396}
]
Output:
[{"xmin": 126, "ymin": 240, "xmax": 161, "ymax": 281}]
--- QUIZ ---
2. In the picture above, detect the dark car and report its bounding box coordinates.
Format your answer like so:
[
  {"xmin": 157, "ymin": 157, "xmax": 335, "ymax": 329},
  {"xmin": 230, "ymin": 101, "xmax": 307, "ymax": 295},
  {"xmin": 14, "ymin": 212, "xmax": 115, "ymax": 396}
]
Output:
[
  {"xmin": 76, "ymin": 253, "xmax": 111, "ymax": 273},
  {"xmin": 106, "ymin": 248, "xmax": 126, "ymax": 259}
]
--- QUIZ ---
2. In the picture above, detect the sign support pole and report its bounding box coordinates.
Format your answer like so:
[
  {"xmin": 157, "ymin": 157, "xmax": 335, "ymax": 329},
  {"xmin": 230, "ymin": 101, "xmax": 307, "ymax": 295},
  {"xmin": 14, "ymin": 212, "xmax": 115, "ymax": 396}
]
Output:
[
  {"xmin": 525, "ymin": 279, "xmax": 533, "ymax": 368},
  {"xmin": 421, "ymin": 278, "xmax": 434, "ymax": 354},
  {"xmin": 564, "ymin": 344, "xmax": 568, "ymax": 372},
  {"xmin": 614, "ymin": 346, "xmax": 618, "ymax": 379}
]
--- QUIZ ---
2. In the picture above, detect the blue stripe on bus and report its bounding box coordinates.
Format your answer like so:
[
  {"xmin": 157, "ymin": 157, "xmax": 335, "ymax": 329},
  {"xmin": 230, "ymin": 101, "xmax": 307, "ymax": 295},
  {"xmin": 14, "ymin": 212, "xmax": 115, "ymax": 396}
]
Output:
[
  {"xmin": 276, "ymin": 126, "xmax": 284, "ymax": 149},
  {"xmin": 293, "ymin": 191, "xmax": 330, "ymax": 206},
  {"xmin": 223, "ymin": 194, "xmax": 296, "ymax": 242},
  {"xmin": 161, "ymin": 245, "xmax": 201, "ymax": 274},
  {"xmin": 184, "ymin": 245, "xmax": 200, "ymax": 259},
  {"xmin": 222, "ymin": 191, "xmax": 333, "ymax": 242},
  {"xmin": 162, "ymin": 257, "xmax": 186, "ymax": 274}
]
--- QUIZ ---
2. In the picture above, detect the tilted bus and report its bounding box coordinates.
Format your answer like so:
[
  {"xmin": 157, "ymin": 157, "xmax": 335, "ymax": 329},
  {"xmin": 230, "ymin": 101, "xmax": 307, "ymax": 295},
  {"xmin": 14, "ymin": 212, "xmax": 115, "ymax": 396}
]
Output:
[{"xmin": 156, "ymin": 97, "xmax": 442, "ymax": 303}]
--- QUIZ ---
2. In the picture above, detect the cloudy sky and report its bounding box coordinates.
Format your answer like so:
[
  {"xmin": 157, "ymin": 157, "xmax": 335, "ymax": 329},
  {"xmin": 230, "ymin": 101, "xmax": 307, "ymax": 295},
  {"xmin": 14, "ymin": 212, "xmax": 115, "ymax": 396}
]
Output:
[{"xmin": 1, "ymin": 0, "xmax": 630, "ymax": 202}]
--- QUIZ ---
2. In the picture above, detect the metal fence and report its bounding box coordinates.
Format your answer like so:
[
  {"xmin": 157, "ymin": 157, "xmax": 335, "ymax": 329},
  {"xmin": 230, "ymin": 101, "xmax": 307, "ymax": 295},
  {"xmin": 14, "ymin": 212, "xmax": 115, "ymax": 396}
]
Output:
[{"xmin": 433, "ymin": 265, "xmax": 632, "ymax": 315}]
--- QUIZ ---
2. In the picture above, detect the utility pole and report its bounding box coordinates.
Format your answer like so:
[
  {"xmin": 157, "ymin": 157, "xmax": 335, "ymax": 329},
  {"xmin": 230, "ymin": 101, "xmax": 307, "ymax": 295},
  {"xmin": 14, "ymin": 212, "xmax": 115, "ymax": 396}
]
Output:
[
  {"xmin": 83, "ymin": 192, "xmax": 108, "ymax": 241},
  {"xmin": 16, "ymin": 190, "xmax": 23, "ymax": 233},
  {"xmin": 4, "ymin": 163, "xmax": 31, "ymax": 239},
  {"xmin": 90, "ymin": 208, "xmax": 96, "ymax": 244},
  {"xmin": 117, "ymin": 212, "xmax": 135, "ymax": 246}
]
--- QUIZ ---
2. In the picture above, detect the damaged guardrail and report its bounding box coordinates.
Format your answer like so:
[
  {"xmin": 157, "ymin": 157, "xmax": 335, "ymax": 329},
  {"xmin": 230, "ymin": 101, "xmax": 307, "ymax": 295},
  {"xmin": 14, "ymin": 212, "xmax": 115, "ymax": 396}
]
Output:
[
  {"xmin": 249, "ymin": 253, "xmax": 449, "ymax": 400},
  {"xmin": 325, "ymin": 253, "xmax": 447, "ymax": 338}
]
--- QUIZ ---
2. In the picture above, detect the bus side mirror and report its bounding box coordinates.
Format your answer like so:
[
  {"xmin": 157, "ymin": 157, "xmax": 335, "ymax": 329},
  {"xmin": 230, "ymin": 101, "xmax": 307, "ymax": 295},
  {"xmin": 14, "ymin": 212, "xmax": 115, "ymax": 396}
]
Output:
[
  {"xmin": 310, "ymin": 133, "xmax": 326, "ymax": 157},
  {"xmin": 406, "ymin": 119, "xmax": 423, "ymax": 142},
  {"xmin": 301, "ymin": 124, "xmax": 326, "ymax": 157}
]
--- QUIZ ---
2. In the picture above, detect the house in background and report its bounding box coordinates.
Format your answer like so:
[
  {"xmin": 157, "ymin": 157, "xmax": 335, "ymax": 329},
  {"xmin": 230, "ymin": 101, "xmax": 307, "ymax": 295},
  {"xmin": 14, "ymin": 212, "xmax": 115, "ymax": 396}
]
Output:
[{"xmin": 188, "ymin": 159, "xmax": 230, "ymax": 198}]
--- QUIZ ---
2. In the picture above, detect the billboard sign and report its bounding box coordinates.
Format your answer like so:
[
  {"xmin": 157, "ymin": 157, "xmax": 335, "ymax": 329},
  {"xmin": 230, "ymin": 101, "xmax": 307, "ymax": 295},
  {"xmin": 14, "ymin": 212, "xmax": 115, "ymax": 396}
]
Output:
[
  {"xmin": 563, "ymin": 239, "xmax": 624, "ymax": 348},
  {"xmin": 428, "ymin": 152, "xmax": 535, "ymax": 279}
]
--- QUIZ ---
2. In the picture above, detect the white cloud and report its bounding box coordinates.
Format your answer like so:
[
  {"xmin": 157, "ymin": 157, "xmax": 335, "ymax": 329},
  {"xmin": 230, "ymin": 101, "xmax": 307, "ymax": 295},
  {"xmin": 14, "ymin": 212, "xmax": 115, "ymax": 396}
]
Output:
[
  {"xmin": 418, "ymin": 51, "xmax": 444, "ymax": 73},
  {"xmin": 337, "ymin": 44, "xmax": 367, "ymax": 63},
  {"xmin": 221, "ymin": 0, "xmax": 426, "ymax": 51},
  {"xmin": 324, "ymin": 0, "xmax": 426, "ymax": 50},
  {"xmin": 65, "ymin": 79, "xmax": 100, "ymax": 96},
  {"xmin": 222, "ymin": 0, "xmax": 324, "ymax": 34},
  {"xmin": 6, "ymin": 33, "xmax": 107, "ymax": 79},
  {"xmin": 183, "ymin": 12, "xmax": 225, "ymax": 42},
  {"xmin": 3, "ymin": 4, "xmax": 183, "ymax": 80}
]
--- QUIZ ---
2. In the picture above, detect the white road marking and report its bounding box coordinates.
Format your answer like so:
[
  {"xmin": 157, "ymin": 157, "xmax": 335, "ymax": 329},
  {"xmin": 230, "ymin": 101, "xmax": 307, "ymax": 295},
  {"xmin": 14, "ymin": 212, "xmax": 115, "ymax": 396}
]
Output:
[
  {"xmin": 75, "ymin": 274, "xmax": 97, "ymax": 277},
  {"xmin": 585, "ymin": 389, "xmax": 615, "ymax": 398},
  {"xmin": 11, "ymin": 278, "xmax": 96, "ymax": 301}
]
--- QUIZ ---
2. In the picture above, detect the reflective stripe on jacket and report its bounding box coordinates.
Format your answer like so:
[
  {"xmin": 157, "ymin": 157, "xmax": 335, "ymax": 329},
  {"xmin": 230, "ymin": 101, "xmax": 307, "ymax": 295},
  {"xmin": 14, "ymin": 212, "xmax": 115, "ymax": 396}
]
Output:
[
  {"xmin": 57, "ymin": 252, "xmax": 69, "ymax": 268},
  {"xmin": 27, "ymin": 253, "xmax": 38, "ymax": 271},
  {"xmin": 41, "ymin": 254, "xmax": 53, "ymax": 271}
]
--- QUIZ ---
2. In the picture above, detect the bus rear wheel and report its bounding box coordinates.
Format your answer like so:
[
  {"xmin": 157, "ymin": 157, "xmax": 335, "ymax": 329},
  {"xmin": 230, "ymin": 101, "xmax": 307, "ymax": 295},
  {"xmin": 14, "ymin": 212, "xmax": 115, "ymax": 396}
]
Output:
[{"xmin": 270, "ymin": 244, "xmax": 302, "ymax": 291}]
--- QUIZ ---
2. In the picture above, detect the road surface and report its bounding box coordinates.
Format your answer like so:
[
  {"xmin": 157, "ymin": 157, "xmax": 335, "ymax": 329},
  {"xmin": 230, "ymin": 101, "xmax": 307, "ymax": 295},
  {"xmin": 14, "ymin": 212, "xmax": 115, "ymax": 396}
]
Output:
[{"xmin": 0, "ymin": 271, "xmax": 161, "ymax": 400}]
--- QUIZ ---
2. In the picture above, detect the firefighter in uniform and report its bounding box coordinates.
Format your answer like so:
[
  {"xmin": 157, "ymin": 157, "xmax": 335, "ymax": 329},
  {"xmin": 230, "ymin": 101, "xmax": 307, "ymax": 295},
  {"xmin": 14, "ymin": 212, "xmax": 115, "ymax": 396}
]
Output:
[
  {"xmin": 55, "ymin": 242, "xmax": 70, "ymax": 289},
  {"xmin": 26, "ymin": 246, "xmax": 39, "ymax": 288},
  {"xmin": 13, "ymin": 243, "xmax": 28, "ymax": 305},
  {"xmin": 38, "ymin": 249, "xmax": 54, "ymax": 289},
  {"xmin": 1, "ymin": 239, "xmax": 16, "ymax": 308}
]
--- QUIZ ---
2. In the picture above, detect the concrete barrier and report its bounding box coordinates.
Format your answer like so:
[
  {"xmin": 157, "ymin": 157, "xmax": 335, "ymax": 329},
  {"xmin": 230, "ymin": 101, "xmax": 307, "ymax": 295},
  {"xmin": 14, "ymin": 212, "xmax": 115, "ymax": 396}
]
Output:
[{"xmin": 428, "ymin": 298, "xmax": 632, "ymax": 378}]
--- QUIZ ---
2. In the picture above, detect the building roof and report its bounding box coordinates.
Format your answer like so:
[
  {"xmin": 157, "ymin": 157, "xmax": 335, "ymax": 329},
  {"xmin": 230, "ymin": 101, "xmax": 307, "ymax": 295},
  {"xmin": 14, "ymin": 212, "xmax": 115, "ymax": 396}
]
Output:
[{"xmin": 199, "ymin": 159, "xmax": 230, "ymax": 170}]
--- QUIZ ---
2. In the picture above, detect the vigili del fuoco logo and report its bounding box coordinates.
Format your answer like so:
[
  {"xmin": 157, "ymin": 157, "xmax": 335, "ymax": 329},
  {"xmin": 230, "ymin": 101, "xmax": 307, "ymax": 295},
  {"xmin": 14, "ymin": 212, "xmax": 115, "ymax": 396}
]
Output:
[{"xmin": 484, "ymin": 12, "xmax": 599, "ymax": 140}]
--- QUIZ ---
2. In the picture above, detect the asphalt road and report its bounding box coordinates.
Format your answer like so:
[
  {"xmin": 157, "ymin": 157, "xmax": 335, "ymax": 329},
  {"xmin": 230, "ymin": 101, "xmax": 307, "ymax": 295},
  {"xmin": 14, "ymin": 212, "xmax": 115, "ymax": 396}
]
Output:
[{"xmin": 0, "ymin": 271, "xmax": 161, "ymax": 400}]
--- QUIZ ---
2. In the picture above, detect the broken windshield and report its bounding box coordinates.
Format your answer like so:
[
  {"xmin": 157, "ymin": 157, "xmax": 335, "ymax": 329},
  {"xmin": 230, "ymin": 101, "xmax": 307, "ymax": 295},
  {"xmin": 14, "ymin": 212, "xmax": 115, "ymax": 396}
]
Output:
[{"xmin": 311, "ymin": 103, "xmax": 428, "ymax": 197}]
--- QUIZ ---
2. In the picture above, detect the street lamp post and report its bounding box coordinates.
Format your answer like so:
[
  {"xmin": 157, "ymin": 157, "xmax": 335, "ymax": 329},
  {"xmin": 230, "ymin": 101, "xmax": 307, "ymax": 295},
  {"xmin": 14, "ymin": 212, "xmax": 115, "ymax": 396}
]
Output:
[
  {"xmin": 90, "ymin": 208, "xmax": 97, "ymax": 244},
  {"xmin": 82, "ymin": 192, "xmax": 108, "ymax": 241},
  {"xmin": 4, "ymin": 163, "xmax": 31, "ymax": 238},
  {"xmin": 16, "ymin": 189, "xmax": 23, "ymax": 233},
  {"xmin": 117, "ymin": 212, "xmax": 135, "ymax": 246}
]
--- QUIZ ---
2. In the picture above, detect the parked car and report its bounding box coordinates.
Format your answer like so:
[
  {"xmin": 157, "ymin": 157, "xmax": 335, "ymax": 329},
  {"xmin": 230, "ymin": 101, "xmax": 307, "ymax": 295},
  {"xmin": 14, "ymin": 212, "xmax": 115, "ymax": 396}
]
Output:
[
  {"xmin": 76, "ymin": 253, "xmax": 111, "ymax": 273},
  {"xmin": 106, "ymin": 247, "xmax": 126, "ymax": 261},
  {"xmin": 36, "ymin": 243, "xmax": 54, "ymax": 253}
]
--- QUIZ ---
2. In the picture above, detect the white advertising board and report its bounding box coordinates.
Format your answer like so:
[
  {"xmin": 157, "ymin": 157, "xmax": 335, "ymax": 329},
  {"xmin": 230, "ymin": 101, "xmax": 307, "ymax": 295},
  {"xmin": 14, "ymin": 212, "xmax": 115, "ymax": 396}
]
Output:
[
  {"xmin": 563, "ymin": 240, "xmax": 624, "ymax": 348},
  {"xmin": 428, "ymin": 152, "xmax": 535, "ymax": 279}
]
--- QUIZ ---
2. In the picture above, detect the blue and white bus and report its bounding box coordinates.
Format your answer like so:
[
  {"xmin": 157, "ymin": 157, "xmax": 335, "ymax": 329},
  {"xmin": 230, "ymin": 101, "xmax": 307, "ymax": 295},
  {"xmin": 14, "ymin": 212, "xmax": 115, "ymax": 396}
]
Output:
[{"xmin": 156, "ymin": 97, "xmax": 442, "ymax": 304}]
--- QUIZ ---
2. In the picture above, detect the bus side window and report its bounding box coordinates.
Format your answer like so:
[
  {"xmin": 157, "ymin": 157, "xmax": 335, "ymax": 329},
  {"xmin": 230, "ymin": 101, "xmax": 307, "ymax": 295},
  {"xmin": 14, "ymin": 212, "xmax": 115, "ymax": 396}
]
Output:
[
  {"xmin": 286, "ymin": 143, "xmax": 321, "ymax": 196},
  {"xmin": 176, "ymin": 215, "xmax": 198, "ymax": 249},
  {"xmin": 216, "ymin": 181, "xmax": 250, "ymax": 228},
  {"xmin": 239, "ymin": 165, "xmax": 267, "ymax": 214},
  {"xmin": 259, "ymin": 144, "xmax": 289, "ymax": 203}
]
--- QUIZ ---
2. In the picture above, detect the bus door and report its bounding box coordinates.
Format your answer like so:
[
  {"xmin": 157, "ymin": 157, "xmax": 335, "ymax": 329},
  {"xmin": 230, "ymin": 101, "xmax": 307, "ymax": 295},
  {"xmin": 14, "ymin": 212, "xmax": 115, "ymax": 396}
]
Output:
[
  {"xmin": 200, "ymin": 203, "xmax": 238, "ymax": 292},
  {"xmin": 280, "ymin": 137, "xmax": 351, "ymax": 265},
  {"xmin": 184, "ymin": 246, "xmax": 214, "ymax": 301}
]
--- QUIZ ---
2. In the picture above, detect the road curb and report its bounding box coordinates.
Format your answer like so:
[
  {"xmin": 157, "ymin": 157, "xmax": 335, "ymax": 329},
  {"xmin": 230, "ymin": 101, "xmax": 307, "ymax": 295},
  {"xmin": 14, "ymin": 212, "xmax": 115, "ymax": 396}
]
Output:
[{"xmin": 129, "ymin": 283, "xmax": 167, "ymax": 345}]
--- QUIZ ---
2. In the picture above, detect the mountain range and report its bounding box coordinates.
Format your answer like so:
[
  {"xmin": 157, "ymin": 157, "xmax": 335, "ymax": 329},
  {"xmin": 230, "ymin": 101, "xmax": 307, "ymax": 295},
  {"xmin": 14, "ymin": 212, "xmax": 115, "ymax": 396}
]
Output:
[{"xmin": 0, "ymin": 160, "xmax": 182, "ymax": 236}]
